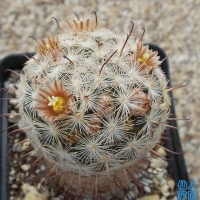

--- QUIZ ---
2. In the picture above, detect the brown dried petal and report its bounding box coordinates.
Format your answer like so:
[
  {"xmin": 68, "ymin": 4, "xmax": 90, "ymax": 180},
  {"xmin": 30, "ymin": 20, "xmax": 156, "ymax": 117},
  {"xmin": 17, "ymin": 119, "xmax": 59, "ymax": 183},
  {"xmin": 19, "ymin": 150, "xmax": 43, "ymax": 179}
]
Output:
[
  {"xmin": 88, "ymin": 116, "xmax": 101, "ymax": 134},
  {"xmin": 96, "ymin": 95, "xmax": 114, "ymax": 117},
  {"xmin": 131, "ymin": 90, "xmax": 151, "ymax": 116}
]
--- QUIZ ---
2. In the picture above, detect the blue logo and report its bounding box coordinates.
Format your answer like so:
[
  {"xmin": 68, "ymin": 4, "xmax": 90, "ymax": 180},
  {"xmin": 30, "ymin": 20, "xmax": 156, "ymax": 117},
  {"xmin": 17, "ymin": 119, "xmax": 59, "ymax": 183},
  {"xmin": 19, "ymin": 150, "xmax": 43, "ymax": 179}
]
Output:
[{"xmin": 177, "ymin": 180, "xmax": 198, "ymax": 200}]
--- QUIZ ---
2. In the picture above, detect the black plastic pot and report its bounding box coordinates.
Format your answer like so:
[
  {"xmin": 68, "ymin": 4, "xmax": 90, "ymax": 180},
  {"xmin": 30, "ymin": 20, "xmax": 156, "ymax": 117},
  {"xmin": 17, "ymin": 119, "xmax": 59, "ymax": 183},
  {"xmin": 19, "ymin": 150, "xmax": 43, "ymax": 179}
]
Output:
[{"xmin": 0, "ymin": 46, "xmax": 189, "ymax": 200}]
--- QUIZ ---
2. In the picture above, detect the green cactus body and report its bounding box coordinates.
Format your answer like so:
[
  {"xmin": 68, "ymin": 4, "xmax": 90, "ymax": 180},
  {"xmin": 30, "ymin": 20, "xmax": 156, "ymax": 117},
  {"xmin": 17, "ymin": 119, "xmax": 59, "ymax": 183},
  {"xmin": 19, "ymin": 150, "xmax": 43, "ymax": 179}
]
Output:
[{"xmin": 16, "ymin": 13, "xmax": 171, "ymax": 199}]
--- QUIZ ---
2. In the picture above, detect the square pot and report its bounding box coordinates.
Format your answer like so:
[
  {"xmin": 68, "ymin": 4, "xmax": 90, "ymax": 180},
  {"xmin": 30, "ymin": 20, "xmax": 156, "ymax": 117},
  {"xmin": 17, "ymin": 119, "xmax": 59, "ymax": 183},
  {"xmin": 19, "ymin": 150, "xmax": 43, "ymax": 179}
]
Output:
[{"xmin": 0, "ymin": 46, "xmax": 189, "ymax": 200}]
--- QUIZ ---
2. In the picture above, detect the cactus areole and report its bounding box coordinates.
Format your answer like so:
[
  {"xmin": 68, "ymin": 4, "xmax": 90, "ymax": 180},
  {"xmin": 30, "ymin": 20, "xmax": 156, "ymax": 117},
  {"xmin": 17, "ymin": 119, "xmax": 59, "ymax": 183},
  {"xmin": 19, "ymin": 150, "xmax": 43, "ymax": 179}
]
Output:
[{"xmin": 15, "ymin": 13, "xmax": 172, "ymax": 199}]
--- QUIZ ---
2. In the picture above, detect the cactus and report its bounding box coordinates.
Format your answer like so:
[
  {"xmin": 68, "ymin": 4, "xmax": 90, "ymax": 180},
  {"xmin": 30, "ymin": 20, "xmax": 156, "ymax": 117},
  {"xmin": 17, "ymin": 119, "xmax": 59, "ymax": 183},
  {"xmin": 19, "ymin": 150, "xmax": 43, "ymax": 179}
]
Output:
[{"xmin": 13, "ymin": 13, "xmax": 174, "ymax": 199}]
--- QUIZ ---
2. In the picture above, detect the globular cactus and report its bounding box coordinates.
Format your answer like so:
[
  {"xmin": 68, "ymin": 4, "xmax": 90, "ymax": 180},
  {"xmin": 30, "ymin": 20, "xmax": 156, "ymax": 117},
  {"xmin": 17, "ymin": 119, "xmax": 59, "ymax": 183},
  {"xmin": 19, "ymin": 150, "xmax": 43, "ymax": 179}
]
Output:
[{"xmin": 14, "ymin": 12, "xmax": 173, "ymax": 199}]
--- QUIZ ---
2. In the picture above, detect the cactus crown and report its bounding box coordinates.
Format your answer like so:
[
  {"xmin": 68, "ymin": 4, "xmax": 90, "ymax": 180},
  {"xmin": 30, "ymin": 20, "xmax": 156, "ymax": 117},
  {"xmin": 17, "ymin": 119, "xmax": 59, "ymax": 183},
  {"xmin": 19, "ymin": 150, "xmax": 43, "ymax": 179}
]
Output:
[{"xmin": 16, "ymin": 13, "xmax": 171, "ymax": 198}]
